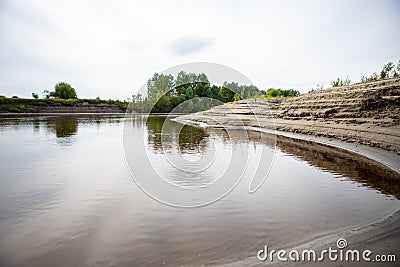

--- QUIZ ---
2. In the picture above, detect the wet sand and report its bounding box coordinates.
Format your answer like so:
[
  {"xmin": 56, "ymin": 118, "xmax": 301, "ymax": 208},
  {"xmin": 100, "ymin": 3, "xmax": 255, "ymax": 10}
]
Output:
[
  {"xmin": 174, "ymin": 118, "xmax": 400, "ymax": 267},
  {"xmin": 215, "ymin": 210, "xmax": 400, "ymax": 267}
]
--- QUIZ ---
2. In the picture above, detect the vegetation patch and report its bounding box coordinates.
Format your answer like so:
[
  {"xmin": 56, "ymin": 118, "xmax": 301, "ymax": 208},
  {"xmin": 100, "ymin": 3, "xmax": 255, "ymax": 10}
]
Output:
[{"xmin": 130, "ymin": 71, "xmax": 300, "ymax": 113}]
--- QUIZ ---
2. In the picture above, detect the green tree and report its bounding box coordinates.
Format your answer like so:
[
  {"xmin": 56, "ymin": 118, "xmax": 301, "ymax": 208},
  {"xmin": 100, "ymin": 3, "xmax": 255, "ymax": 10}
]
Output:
[
  {"xmin": 32, "ymin": 93, "xmax": 39, "ymax": 99},
  {"xmin": 380, "ymin": 62, "xmax": 395, "ymax": 79},
  {"xmin": 175, "ymin": 71, "xmax": 209, "ymax": 96},
  {"xmin": 240, "ymin": 85, "xmax": 260, "ymax": 98},
  {"xmin": 50, "ymin": 82, "xmax": 77, "ymax": 99},
  {"xmin": 219, "ymin": 82, "xmax": 236, "ymax": 102},
  {"xmin": 205, "ymin": 85, "xmax": 220, "ymax": 99},
  {"xmin": 152, "ymin": 95, "xmax": 172, "ymax": 113},
  {"xmin": 233, "ymin": 93, "xmax": 241, "ymax": 101},
  {"xmin": 147, "ymin": 73, "xmax": 174, "ymax": 100},
  {"xmin": 281, "ymin": 89, "xmax": 300, "ymax": 97},
  {"xmin": 194, "ymin": 82, "xmax": 208, "ymax": 97},
  {"xmin": 219, "ymin": 85, "xmax": 235, "ymax": 102},
  {"xmin": 175, "ymin": 71, "xmax": 191, "ymax": 95},
  {"xmin": 267, "ymin": 88, "xmax": 280, "ymax": 97},
  {"xmin": 185, "ymin": 86, "xmax": 194, "ymax": 99}
]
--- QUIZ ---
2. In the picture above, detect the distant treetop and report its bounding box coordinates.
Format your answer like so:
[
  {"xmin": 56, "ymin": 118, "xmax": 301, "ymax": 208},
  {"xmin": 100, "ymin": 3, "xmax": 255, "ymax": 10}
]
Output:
[{"xmin": 50, "ymin": 82, "xmax": 78, "ymax": 99}]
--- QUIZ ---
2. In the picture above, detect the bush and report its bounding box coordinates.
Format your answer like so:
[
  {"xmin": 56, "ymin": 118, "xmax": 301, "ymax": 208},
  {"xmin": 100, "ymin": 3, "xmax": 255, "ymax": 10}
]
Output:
[
  {"xmin": 360, "ymin": 60, "xmax": 399, "ymax": 83},
  {"xmin": 50, "ymin": 82, "xmax": 77, "ymax": 99},
  {"xmin": 263, "ymin": 88, "xmax": 300, "ymax": 98},
  {"xmin": 331, "ymin": 77, "xmax": 351, "ymax": 87}
]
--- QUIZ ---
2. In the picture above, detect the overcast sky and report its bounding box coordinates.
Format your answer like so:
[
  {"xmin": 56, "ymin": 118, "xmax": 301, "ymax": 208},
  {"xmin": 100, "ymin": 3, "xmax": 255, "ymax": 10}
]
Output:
[{"xmin": 0, "ymin": 0, "xmax": 399, "ymax": 99}]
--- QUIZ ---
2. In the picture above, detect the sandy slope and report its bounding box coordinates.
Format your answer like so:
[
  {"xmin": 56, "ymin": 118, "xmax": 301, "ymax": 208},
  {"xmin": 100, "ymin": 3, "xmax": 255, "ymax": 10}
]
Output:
[
  {"xmin": 176, "ymin": 77, "xmax": 400, "ymax": 266},
  {"xmin": 178, "ymin": 77, "xmax": 400, "ymax": 154}
]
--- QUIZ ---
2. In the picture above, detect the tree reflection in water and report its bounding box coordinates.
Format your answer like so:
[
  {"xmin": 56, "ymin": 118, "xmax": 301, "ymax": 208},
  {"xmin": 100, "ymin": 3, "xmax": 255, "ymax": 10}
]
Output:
[
  {"xmin": 242, "ymin": 130, "xmax": 400, "ymax": 199},
  {"xmin": 145, "ymin": 116, "xmax": 400, "ymax": 199},
  {"xmin": 46, "ymin": 116, "xmax": 78, "ymax": 138},
  {"xmin": 146, "ymin": 115, "xmax": 208, "ymax": 154}
]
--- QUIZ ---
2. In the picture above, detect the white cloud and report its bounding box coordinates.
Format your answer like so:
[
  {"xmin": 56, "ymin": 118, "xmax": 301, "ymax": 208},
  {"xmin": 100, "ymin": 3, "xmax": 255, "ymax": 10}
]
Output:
[{"xmin": 169, "ymin": 37, "xmax": 213, "ymax": 55}]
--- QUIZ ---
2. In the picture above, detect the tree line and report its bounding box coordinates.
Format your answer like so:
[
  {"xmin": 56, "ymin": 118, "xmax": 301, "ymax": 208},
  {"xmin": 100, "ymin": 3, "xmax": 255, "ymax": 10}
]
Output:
[{"xmin": 130, "ymin": 71, "xmax": 300, "ymax": 113}]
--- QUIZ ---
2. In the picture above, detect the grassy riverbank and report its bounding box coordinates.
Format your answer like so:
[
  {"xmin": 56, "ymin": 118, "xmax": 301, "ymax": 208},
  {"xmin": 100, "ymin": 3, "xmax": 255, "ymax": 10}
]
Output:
[{"xmin": 0, "ymin": 97, "xmax": 128, "ymax": 113}]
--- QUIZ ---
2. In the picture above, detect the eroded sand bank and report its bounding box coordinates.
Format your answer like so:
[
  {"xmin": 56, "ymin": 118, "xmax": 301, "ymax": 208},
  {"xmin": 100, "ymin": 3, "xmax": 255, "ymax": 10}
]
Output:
[{"xmin": 175, "ymin": 77, "xmax": 400, "ymax": 266}]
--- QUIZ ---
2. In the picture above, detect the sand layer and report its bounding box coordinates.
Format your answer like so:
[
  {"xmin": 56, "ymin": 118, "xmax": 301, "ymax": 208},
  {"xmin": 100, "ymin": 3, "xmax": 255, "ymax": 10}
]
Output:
[
  {"xmin": 177, "ymin": 77, "xmax": 400, "ymax": 154},
  {"xmin": 176, "ymin": 78, "xmax": 400, "ymax": 266}
]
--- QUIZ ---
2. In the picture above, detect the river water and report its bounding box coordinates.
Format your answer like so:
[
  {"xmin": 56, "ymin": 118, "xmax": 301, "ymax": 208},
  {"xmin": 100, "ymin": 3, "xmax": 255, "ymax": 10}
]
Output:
[{"xmin": 0, "ymin": 114, "xmax": 399, "ymax": 266}]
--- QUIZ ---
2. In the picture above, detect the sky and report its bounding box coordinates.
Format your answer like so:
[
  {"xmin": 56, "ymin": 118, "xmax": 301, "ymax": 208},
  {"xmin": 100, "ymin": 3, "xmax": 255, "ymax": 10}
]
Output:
[{"xmin": 0, "ymin": 0, "xmax": 399, "ymax": 99}]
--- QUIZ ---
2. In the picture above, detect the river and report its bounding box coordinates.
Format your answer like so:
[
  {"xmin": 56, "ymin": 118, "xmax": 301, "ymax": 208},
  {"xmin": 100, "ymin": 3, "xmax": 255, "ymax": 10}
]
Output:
[{"xmin": 0, "ymin": 114, "xmax": 399, "ymax": 266}]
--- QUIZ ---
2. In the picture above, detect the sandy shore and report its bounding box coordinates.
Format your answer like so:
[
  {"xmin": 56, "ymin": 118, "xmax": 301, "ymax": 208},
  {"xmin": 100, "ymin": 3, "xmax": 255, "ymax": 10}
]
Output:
[
  {"xmin": 175, "ymin": 78, "xmax": 400, "ymax": 172},
  {"xmin": 173, "ymin": 112, "xmax": 400, "ymax": 267},
  {"xmin": 177, "ymin": 77, "xmax": 400, "ymax": 154},
  {"xmin": 175, "ymin": 118, "xmax": 400, "ymax": 175},
  {"xmin": 209, "ymin": 209, "xmax": 400, "ymax": 267},
  {"xmin": 175, "ymin": 123, "xmax": 400, "ymax": 267},
  {"xmin": 175, "ymin": 78, "xmax": 400, "ymax": 266},
  {"xmin": 174, "ymin": 119, "xmax": 400, "ymax": 267}
]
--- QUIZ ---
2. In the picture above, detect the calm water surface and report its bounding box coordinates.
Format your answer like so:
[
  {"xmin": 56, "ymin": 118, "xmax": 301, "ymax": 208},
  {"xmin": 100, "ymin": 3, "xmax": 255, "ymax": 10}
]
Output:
[{"xmin": 0, "ymin": 114, "xmax": 399, "ymax": 266}]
